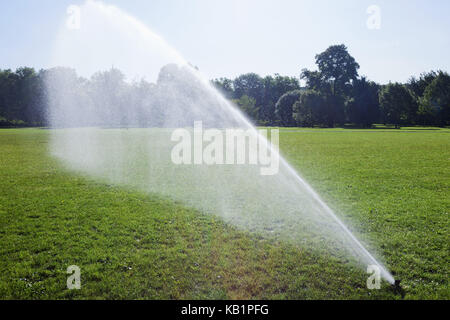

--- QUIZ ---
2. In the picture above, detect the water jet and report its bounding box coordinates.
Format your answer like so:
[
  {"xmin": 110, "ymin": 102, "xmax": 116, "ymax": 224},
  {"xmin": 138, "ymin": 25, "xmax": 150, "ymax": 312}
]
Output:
[{"xmin": 46, "ymin": 0, "xmax": 395, "ymax": 286}]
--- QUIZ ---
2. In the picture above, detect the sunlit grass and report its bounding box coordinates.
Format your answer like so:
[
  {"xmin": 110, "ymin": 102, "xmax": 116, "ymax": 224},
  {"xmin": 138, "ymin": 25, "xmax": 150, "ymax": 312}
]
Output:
[{"xmin": 0, "ymin": 127, "xmax": 448, "ymax": 299}]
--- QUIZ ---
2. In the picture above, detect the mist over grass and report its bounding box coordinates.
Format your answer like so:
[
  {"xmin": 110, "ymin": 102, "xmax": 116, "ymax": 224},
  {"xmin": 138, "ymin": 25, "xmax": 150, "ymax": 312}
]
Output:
[{"xmin": 0, "ymin": 128, "xmax": 448, "ymax": 299}]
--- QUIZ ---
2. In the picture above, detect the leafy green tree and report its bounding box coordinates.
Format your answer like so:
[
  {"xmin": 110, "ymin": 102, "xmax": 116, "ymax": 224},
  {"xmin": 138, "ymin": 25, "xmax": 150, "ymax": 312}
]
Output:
[
  {"xmin": 275, "ymin": 90, "xmax": 302, "ymax": 126},
  {"xmin": 260, "ymin": 74, "xmax": 300, "ymax": 124},
  {"xmin": 0, "ymin": 69, "xmax": 19, "ymax": 122},
  {"xmin": 408, "ymin": 71, "xmax": 438, "ymax": 98},
  {"xmin": 418, "ymin": 71, "xmax": 450, "ymax": 126},
  {"xmin": 233, "ymin": 73, "xmax": 264, "ymax": 106},
  {"xmin": 315, "ymin": 44, "xmax": 360, "ymax": 96},
  {"xmin": 346, "ymin": 77, "xmax": 380, "ymax": 127},
  {"xmin": 293, "ymin": 90, "xmax": 326, "ymax": 127},
  {"xmin": 16, "ymin": 67, "xmax": 41, "ymax": 125},
  {"xmin": 233, "ymin": 95, "xmax": 259, "ymax": 120},
  {"xmin": 300, "ymin": 69, "xmax": 327, "ymax": 92},
  {"xmin": 0, "ymin": 67, "xmax": 45, "ymax": 127},
  {"xmin": 407, "ymin": 71, "xmax": 439, "ymax": 124},
  {"xmin": 301, "ymin": 45, "xmax": 359, "ymax": 127},
  {"xmin": 211, "ymin": 77, "xmax": 234, "ymax": 99},
  {"xmin": 379, "ymin": 83, "xmax": 416, "ymax": 128}
]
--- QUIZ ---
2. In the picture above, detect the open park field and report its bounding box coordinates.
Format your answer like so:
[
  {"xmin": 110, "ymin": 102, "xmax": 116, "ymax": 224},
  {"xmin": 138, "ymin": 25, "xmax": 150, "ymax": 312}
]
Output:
[{"xmin": 0, "ymin": 127, "xmax": 448, "ymax": 299}]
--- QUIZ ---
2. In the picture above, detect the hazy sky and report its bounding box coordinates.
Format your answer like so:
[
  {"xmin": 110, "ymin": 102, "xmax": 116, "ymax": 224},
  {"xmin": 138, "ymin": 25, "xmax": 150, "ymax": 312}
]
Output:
[{"xmin": 1, "ymin": 0, "xmax": 449, "ymax": 83}]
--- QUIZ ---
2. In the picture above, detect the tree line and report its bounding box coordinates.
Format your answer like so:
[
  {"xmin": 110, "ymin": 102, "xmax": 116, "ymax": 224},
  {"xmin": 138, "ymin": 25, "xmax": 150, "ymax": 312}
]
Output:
[
  {"xmin": 0, "ymin": 44, "xmax": 449, "ymax": 128},
  {"xmin": 0, "ymin": 63, "xmax": 247, "ymax": 128},
  {"xmin": 0, "ymin": 67, "xmax": 46, "ymax": 127},
  {"xmin": 213, "ymin": 44, "xmax": 449, "ymax": 128}
]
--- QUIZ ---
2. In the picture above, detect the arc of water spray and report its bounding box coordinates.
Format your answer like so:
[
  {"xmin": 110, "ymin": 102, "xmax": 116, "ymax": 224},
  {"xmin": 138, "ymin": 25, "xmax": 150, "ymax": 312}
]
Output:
[
  {"xmin": 215, "ymin": 92, "xmax": 395, "ymax": 284},
  {"xmin": 51, "ymin": 0, "xmax": 395, "ymax": 285},
  {"xmin": 282, "ymin": 159, "xmax": 395, "ymax": 284}
]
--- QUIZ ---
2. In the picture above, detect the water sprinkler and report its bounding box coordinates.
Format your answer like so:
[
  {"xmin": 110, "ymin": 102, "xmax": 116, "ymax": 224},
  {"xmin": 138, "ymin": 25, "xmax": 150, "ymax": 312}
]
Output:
[{"xmin": 392, "ymin": 279, "xmax": 405, "ymax": 298}]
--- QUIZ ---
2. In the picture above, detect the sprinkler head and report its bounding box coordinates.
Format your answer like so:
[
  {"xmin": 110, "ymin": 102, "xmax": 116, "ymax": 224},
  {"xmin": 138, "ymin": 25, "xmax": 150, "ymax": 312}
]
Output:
[{"xmin": 392, "ymin": 279, "xmax": 405, "ymax": 298}]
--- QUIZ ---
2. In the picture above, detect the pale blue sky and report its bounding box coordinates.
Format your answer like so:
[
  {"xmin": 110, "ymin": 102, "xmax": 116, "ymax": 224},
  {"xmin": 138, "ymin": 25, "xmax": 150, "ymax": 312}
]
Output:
[{"xmin": 1, "ymin": 0, "xmax": 449, "ymax": 83}]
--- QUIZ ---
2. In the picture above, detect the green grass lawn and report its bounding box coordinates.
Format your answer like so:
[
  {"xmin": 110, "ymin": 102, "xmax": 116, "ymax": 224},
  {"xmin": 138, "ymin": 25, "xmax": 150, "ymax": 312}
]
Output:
[{"xmin": 0, "ymin": 127, "xmax": 448, "ymax": 299}]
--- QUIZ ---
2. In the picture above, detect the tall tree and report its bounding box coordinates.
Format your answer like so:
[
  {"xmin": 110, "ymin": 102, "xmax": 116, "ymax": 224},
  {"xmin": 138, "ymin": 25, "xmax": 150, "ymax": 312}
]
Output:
[
  {"xmin": 0, "ymin": 69, "xmax": 19, "ymax": 122},
  {"xmin": 315, "ymin": 44, "xmax": 360, "ymax": 97},
  {"xmin": 346, "ymin": 77, "xmax": 380, "ymax": 127},
  {"xmin": 233, "ymin": 73, "xmax": 264, "ymax": 106},
  {"xmin": 407, "ymin": 71, "xmax": 438, "ymax": 98},
  {"xmin": 275, "ymin": 90, "xmax": 302, "ymax": 126},
  {"xmin": 15, "ymin": 67, "xmax": 41, "ymax": 125},
  {"xmin": 293, "ymin": 90, "xmax": 326, "ymax": 127},
  {"xmin": 379, "ymin": 83, "xmax": 416, "ymax": 128},
  {"xmin": 260, "ymin": 74, "xmax": 300, "ymax": 124},
  {"xmin": 419, "ymin": 71, "xmax": 450, "ymax": 126},
  {"xmin": 300, "ymin": 69, "xmax": 325, "ymax": 92},
  {"xmin": 301, "ymin": 44, "xmax": 360, "ymax": 127}
]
